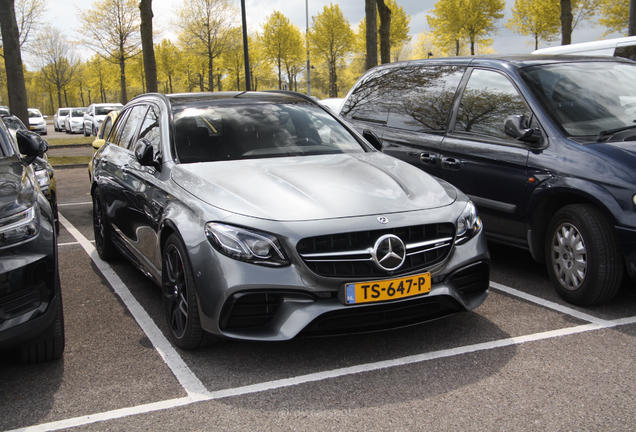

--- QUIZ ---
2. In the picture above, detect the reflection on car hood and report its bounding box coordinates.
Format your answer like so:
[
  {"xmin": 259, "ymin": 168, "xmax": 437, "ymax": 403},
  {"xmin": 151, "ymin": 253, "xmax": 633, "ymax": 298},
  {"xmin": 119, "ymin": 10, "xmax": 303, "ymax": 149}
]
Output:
[
  {"xmin": 172, "ymin": 153, "xmax": 457, "ymax": 221},
  {"xmin": 587, "ymin": 141, "xmax": 636, "ymax": 168}
]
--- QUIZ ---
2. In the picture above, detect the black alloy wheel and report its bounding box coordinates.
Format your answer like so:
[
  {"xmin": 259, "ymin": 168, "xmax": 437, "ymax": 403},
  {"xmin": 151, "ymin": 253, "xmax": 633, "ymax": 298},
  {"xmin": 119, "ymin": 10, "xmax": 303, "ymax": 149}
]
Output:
[{"xmin": 162, "ymin": 234, "xmax": 220, "ymax": 349}]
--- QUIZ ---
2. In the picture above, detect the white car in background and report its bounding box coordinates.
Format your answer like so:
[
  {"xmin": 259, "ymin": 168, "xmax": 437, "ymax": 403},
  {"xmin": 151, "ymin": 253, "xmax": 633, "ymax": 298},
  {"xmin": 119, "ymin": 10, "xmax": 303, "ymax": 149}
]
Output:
[
  {"xmin": 64, "ymin": 107, "xmax": 87, "ymax": 134},
  {"xmin": 319, "ymin": 98, "xmax": 345, "ymax": 114},
  {"xmin": 83, "ymin": 103, "xmax": 123, "ymax": 136},
  {"xmin": 27, "ymin": 108, "xmax": 47, "ymax": 135},
  {"xmin": 54, "ymin": 107, "xmax": 70, "ymax": 132}
]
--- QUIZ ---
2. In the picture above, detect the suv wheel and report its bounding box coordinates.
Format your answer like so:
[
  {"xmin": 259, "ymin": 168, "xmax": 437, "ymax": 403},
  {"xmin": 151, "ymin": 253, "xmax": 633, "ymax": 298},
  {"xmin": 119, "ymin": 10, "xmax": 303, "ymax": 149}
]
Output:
[
  {"xmin": 545, "ymin": 204, "xmax": 623, "ymax": 306},
  {"xmin": 83, "ymin": 124, "xmax": 89, "ymax": 137}
]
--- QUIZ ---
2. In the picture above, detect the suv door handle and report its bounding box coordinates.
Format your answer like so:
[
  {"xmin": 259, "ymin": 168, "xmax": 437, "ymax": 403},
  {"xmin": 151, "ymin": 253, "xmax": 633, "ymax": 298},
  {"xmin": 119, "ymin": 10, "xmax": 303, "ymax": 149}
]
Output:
[
  {"xmin": 419, "ymin": 153, "xmax": 438, "ymax": 165},
  {"xmin": 441, "ymin": 157, "xmax": 461, "ymax": 170}
]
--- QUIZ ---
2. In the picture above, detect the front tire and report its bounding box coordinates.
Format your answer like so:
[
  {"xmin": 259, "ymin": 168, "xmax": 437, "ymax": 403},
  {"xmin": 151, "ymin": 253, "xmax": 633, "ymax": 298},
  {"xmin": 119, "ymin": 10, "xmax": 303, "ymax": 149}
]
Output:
[
  {"xmin": 92, "ymin": 189, "xmax": 117, "ymax": 260},
  {"xmin": 162, "ymin": 234, "xmax": 220, "ymax": 349},
  {"xmin": 83, "ymin": 125, "xmax": 89, "ymax": 137},
  {"xmin": 18, "ymin": 286, "xmax": 65, "ymax": 363},
  {"xmin": 545, "ymin": 204, "xmax": 623, "ymax": 306}
]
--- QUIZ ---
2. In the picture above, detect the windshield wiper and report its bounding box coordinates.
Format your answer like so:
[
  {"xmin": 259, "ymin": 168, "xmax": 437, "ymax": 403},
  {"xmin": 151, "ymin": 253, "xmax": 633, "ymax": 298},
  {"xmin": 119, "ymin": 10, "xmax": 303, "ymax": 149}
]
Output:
[{"xmin": 597, "ymin": 123, "xmax": 636, "ymax": 142}]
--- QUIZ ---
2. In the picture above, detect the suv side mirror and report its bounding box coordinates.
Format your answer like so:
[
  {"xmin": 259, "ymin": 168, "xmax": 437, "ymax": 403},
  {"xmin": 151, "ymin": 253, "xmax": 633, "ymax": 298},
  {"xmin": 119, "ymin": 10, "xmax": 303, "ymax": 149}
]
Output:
[
  {"xmin": 362, "ymin": 129, "xmax": 383, "ymax": 151},
  {"xmin": 504, "ymin": 115, "xmax": 541, "ymax": 145},
  {"xmin": 16, "ymin": 130, "xmax": 48, "ymax": 164},
  {"xmin": 133, "ymin": 138, "xmax": 161, "ymax": 170}
]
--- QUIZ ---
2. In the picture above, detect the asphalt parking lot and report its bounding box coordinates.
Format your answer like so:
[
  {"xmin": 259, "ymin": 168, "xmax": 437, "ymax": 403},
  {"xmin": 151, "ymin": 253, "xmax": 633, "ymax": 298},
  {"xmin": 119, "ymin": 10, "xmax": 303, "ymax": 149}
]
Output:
[{"xmin": 2, "ymin": 166, "xmax": 636, "ymax": 431}]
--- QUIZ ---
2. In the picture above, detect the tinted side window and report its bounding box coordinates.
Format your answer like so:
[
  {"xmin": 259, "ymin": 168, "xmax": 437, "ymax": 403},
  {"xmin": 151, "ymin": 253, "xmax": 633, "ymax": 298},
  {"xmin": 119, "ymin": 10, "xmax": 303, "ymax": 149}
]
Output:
[
  {"xmin": 99, "ymin": 117, "xmax": 113, "ymax": 139},
  {"xmin": 137, "ymin": 105, "xmax": 161, "ymax": 154},
  {"xmin": 615, "ymin": 44, "xmax": 636, "ymax": 61},
  {"xmin": 386, "ymin": 66, "xmax": 464, "ymax": 132},
  {"xmin": 113, "ymin": 105, "xmax": 147, "ymax": 149},
  {"xmin": 341, "ymin": 68, "xmax": 396, "ymax": 124},
  {"xmin": 455, "ymin": 69, "xmax": 531, "ymax": 141}
]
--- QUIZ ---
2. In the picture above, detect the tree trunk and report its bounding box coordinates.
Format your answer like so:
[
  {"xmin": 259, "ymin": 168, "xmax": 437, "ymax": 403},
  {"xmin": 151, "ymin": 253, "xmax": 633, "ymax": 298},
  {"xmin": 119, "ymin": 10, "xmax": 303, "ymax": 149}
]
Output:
[
  {"xmin": 560, "ymin": 0, "xmax": 573, "ymax": 45},
  {"xmin": 0, "ymin": 0, "xmax": 28, "ymax": 125},
  {"xmin": 208, "ymin": 50, "xmax": 214, "ymax": 92},
  {"xmin": 377, "ymin": 0, "xmax": 391, "ymax": 64},
  {"xmin": 629, "ymin": 0, "xmax": 636, "ymax": 36},
  {"xmin": 365, "ymin": 0, "xmax": 377, "ymax": 70},
  {"xmin": 139, "ymin": 0, "xmax": 158, "ymax": 93},
  {"xmin": 119, "ymin": 55, "xmax": 128, "ymax": 103}
]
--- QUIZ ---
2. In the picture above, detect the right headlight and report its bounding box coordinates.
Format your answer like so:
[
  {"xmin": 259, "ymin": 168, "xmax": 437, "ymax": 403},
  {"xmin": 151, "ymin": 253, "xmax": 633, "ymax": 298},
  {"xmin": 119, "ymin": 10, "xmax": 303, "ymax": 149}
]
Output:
[
  {"xmin": 0, "ymin": 206, "xmax": 39, "ymax": 246},
  {"xmin": 455, "ymin": 201, "xmax": 482, "ymax": 245},
  {"xmin": 205, "ymin": 222, "xmax": 290, "ymax": 266}
]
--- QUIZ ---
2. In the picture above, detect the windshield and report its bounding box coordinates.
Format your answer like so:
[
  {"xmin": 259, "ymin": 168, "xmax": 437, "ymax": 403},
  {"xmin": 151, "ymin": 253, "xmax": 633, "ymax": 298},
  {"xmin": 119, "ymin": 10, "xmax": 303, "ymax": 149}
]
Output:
[
  {"xmin": 520, "ymin": 62, "xmax": 636, "ymax": 137},
  {"xmin": 71, "ymin": 108, "xmax": 86, "ymax": 117},
  {"xmin": 59, "ymin": 109, "xmax": 70, "ymax": 116},
  {"xmin": 28, "ymin": 110, "xmax": 42, "ymax": 118},
  {"xmin": 173, "ymin": 102, "xmax": 365, "ymax": 163}
]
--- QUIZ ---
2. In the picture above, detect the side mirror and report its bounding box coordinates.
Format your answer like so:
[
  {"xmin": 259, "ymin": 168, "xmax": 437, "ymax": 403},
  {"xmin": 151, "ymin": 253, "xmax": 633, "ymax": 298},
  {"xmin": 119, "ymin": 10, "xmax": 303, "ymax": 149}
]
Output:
[
  {"xmin": 16, "ymin": 130, "xmax": 48, "ymax": 165},
  {"xmin": 92, "ymin": 138, "xmax": 106, "ymax": 151},
  {"xmin": 504, "ymin": 115, "xmax": 541, "ymax": 144},
  {"xmin": 133, "ymin": 138, "xmax": 161, "ymax": 170},
  {"xmin": 362, "ymin": 129, "xmax": 383, "ymax": 151}
]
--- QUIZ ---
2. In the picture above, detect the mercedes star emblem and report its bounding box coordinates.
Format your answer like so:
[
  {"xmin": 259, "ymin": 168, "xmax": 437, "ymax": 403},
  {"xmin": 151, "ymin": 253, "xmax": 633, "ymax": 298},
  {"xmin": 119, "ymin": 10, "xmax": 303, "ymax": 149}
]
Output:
[{"xmin": 372, "ymin": 234, "xmax": 406, "ymax": 271}]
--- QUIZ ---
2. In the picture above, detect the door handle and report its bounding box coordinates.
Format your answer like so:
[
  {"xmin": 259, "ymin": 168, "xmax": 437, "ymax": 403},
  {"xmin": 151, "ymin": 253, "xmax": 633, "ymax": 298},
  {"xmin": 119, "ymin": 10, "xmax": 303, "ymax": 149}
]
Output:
[
  {"xmin": 441, "ymin": 157, "xmax": 461, "ymax": 170},
  {"xmin": 419, "ymin": 153, "xmax": 438, "ymax": 165}
]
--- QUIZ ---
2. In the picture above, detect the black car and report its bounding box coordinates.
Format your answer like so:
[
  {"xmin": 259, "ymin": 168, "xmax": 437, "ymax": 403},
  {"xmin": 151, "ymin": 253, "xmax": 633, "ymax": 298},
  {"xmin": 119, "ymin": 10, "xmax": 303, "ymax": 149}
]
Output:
[
  {"xmin": 341, "ymin": 55, "xmax": 636, "ymax": 306},
  {"xmin": 0, "ymin": 122, "xmax": 64, "ymax": 362}
]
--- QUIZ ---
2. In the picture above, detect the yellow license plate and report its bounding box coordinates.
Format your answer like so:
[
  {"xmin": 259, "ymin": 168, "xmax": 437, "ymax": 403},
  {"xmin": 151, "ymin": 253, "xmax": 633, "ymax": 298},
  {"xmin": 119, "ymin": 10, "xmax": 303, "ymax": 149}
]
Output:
[{"xmin": 344, "ymin": 273, "xmax": 431, "ymax": 305}]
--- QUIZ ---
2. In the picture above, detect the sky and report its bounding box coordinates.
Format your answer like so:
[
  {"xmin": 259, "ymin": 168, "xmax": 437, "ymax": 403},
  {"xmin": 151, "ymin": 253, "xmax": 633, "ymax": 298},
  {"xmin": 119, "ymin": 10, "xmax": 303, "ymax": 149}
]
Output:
[{"xmin": 38, "ymin": 0, "xmax": 623, "ymax": 67}]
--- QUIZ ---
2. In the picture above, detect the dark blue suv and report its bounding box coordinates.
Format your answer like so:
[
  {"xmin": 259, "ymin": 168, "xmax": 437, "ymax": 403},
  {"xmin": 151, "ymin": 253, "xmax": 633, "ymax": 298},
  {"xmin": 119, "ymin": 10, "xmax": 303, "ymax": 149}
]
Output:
[{"xmin": 342, "ymin": 55, "xmax": 636, "ymax": 306}]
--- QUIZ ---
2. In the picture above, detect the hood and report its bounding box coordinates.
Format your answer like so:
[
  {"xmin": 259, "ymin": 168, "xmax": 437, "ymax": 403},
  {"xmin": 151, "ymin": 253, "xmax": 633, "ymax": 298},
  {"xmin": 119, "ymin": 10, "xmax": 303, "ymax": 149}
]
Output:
[
  {"xmin": 587, "ymin": 140, "xmax": 636, "ymax": 168},
  {"xmin": 172, "ymin": 153, "xmax": 457, "ymax": 221}
]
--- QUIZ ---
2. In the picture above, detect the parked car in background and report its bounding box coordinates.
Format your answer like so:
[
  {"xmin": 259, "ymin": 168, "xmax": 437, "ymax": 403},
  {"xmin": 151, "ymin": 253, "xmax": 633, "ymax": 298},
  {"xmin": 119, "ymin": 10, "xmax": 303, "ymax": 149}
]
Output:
[
  {"xmin": 342, "ymin": 55, "xmax": 636, "ymax": 306},
  {"xmin": 54, "ymin": 108, "xmax": 70, "ymax": 132},
  {"xmin": 90, "ymin": 91, "xmax": 489, "ymax": 349},
  {"xmin": 1, "ymin": 115, "xmax": 59, "ymax": 233},
  {"xmin": 88, "ymin": 109, "xmax": 120, "ymax": 183},
  {"xmin": 83, "ymin": 103, "xmax": 123, "ymax": 137},
  {"xmin": 319, "ymin": 98, "xmax": 345, "ymax": 114},
  {"xmin": 0, "ymin": 122, "xmax": 64, "ymax": 363},
  {"xmin": 64, "ymin": 107, "xmax": 87, "ymax": 134},
  {"xmin": 533, "ymin": 36, "xmax": 636, "ymax": 61},
  {"xmin": 27, "ymin": 108, "xmax": 47, "ymax": 135}
]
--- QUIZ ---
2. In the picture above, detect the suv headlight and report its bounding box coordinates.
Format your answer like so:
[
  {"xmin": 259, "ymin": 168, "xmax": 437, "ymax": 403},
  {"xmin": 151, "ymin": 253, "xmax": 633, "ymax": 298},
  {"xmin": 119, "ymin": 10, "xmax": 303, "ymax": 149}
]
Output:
[
  {"xmin": 34, "ymin": 167, "xmax": 50, "ymax": 190},
  {"xmin": 205, "ymin": 222, "xmax": 289, "ymax": 266},
  {"xmin": 455, "ymin": 201, "xmax": 482, "ymax": 245},
  {"xmin": 0, "ymin": 206, "xmax": 39, "ymax": 246}
]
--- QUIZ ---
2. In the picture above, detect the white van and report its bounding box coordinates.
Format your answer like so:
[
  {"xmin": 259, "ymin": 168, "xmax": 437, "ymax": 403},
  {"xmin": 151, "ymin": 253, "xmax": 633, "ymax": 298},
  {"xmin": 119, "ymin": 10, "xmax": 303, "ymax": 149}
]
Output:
[{"xmin": 532, "ymin": 36, "xmax": 636, "ymax": 60}]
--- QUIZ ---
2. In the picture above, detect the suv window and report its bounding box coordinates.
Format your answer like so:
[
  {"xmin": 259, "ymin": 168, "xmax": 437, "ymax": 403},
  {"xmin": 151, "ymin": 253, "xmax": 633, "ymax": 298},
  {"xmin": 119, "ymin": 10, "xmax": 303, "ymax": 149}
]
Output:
[
  {"xmin": 112, "ymin": 105, "xmax": 147, "ymax": 149},
  {"xmin": 341, "ymin": 68, "xmax": 395, "ymax": 124},
  {"xmin": 455, "ymin": 69, "xmax": 531, "ymax": 141},
  {"xmin": 386, "ymin": 66, "xmax": 464, "ymax": 132}
]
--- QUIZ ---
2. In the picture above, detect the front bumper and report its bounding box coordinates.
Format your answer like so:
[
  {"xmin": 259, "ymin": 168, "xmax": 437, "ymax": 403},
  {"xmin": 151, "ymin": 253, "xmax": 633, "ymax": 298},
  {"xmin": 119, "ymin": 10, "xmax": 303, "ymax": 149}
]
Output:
[
  {"xmin": 29, "ymin": 124, "xmax": 47, "ymax": 134},
  {"xmin": 190, "ymin": 224, "xmax": 490, "ymax": 341},
  {"xmin": 68, "ymin": 122, "xmax": 83, "ymax": 133}
]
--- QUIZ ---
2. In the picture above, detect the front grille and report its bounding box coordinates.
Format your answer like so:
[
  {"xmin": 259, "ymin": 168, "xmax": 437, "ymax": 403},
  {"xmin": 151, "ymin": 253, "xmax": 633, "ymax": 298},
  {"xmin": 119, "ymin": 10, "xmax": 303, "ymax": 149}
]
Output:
[
  {"xmin": 220, "ymin": 292, "xmax": 283, "ymax": 330},
  {"xmin": 449, "ymin": 261, "xmax": 490, "ymax": 295},
  {"xmin": 297, "ymin": 223, "xmax": 455, "ymax": 277}
]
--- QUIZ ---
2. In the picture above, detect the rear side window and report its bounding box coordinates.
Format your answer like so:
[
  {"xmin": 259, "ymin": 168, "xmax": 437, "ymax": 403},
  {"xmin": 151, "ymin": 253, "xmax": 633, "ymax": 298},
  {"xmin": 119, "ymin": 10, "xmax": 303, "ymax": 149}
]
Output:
[
  {"xmin": 455, "ymin": 69, "xmax": 531, "ymax": 141},
  {"xmin": 386, "ymin": 66, "xmax": 464, "ymax": 132},
  {"xmin": 615, "ymin": 44, "xmax": 636, "ymax": 61}
]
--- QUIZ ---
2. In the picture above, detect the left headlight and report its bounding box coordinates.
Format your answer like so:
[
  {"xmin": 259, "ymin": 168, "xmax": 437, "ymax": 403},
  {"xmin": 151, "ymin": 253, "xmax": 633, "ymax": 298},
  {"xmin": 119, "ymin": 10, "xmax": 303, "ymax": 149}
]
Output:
[
  {"xmin": 34, "ymin": 167, "xmax": 50, "ymax": 190},
  {"xmin": 0, "ymin": 206, "xmax": 39, "ymax": 246},
  {"xmin": 455, "ymin": 201, "xmax": 482, "ymax": 245},
  {"xmin": 205, "ymin": 222, "xmax": 290, "ymax": 266}
]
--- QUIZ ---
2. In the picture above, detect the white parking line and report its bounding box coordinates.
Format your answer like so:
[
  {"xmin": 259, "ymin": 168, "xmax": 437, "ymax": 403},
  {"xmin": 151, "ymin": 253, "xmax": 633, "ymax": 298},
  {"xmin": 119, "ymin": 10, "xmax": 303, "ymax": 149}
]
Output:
[
  {"xmin": 26, "ymin": 213, "xmax": 636, "ymax": 432},
  {"xmin": 58, "ymin": 201, "xmax": 92, "ymax": 207}
]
